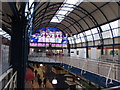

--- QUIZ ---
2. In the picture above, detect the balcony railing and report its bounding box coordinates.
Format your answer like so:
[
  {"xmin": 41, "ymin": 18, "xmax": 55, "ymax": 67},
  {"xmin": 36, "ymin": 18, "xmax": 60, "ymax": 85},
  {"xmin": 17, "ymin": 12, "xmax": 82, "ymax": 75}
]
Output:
[
  {"xmin": 0, "ymin": 67, "xmax": 17, "ymax": 89},
  {"xmin": 29, "ymin": 53, "xmax": 120, "ymax": 86}
]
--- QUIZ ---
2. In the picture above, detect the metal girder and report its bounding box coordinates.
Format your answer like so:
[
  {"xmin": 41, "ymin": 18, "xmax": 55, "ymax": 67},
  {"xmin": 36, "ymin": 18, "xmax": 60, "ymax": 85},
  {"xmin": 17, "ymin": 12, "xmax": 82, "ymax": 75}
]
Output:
[
  {"xmin": 8, "ymin": 2, "xmax": 20, "ymax": 20},
  {"xmin": 34, "ymin": 22, "xmax": 71, "ymax": 35},
  {"xmin": 90, "ymin": 2, "xmax": 119, "ymax": 56}
]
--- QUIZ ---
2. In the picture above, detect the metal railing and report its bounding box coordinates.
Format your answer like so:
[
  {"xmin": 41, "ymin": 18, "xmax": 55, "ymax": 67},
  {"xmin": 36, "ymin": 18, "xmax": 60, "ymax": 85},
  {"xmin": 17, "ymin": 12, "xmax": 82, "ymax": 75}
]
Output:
[
  {"xmin": 28, "ymin": 53, "xmax": 120, "ymax": 85},
  {"xmin": 0, "ymin": 67, "xmax": 17, "ymax": 89}
]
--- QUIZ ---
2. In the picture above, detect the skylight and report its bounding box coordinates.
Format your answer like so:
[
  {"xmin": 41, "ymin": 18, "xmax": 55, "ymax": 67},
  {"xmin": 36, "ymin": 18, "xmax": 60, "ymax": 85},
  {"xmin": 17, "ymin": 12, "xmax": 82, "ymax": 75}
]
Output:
[{"xmin": 50, "ymin": 0, "xmax": 84, "ymax": 23}]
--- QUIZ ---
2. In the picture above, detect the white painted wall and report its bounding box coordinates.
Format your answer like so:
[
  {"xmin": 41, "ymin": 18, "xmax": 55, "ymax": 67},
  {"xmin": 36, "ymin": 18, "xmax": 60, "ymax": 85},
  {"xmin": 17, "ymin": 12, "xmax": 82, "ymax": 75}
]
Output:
[
  {"xmin": 91, "ymin": 48, "xmax": 97, "ymax": 59},
  {"xmin": 79, "ymin": 48, "xmax": 86, "ymax": 59},
  {"xmin": 70, "ymin": 49, "xmax": 76, "ymax": 57},
  {"xmin": 70, "ymin": 48, "xmax": 86, "ymax": 58},
  {"xmin": 63, "ymin": 49, "xmax": 68, "ymax": 56}
]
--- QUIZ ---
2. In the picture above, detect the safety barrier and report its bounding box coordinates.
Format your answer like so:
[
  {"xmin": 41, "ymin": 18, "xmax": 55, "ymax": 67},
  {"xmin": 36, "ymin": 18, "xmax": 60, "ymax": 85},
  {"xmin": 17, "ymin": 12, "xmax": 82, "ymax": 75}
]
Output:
[
  {"xmin": 0, "ymin": 67, "xmax": 17, "ymax": 89},
  {"xmin": 28, "ymin": 53, "xmax": 120, "ymax": 88}
]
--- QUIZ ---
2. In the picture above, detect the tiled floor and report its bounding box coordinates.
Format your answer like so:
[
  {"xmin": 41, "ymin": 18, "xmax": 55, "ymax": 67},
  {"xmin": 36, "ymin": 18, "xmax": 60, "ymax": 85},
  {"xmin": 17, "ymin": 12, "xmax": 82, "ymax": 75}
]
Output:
[{"xmin": 32, "ymin": 65, "xmax": 54, "ymax": 89}]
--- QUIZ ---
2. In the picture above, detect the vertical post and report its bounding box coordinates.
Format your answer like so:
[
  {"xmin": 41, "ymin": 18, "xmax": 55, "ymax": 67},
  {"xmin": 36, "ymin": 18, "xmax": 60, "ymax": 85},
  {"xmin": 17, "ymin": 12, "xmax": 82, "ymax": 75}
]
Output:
[
  {"xmin": 86, "ymin": 42, "xmax": 89, "ymax": 58},
  {"xmin": 101, "ymin": 41, "xmax": 104, "ymax": 55},
  {"xmin": 67, "ymin": 41, "xmax": 70, "ymax": 56},
  {"xmin": 10, "ymin": 16, "xmax": 27, "ymax": 88}
]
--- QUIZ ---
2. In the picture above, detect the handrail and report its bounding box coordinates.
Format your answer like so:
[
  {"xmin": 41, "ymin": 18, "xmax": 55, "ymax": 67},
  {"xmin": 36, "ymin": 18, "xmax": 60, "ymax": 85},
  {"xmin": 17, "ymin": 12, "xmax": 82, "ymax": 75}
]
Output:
[
  {"xmin": 102, "ymin": 85, "xmax": 120, "ymax": 90},
  {"xmin": 105, "ymin": 63, "xmax": 114, "ymax": 87},
  {"xmin": 28, "ymin": 55, "xmax": 120, "ymax": 83},
  {"xmin": 3, "ymin": 71, "xmax": 17, "ymax": 89},
  {"xmin": 81, "ymin": 59, "xmax": 87, "ymax": 75},
  {"xmin": 0, "ymin": 68, "xmax": 13, "ymax": 82}
]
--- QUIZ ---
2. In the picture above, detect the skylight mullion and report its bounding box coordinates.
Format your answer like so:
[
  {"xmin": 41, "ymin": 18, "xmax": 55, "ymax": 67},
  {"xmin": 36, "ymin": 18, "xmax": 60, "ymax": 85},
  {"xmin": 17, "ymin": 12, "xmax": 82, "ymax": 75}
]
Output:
[{"xmin": 50, "ymin": 0, "xmax": 83, "ymax": 23}]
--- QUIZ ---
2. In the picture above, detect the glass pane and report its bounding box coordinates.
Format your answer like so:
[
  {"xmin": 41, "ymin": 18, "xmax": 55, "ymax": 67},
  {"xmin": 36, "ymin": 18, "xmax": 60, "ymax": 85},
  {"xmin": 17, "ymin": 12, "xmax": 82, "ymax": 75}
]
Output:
[
  {"xmin": 101, "ymin": 24, "xmax": 110, "ymax": 31},
  {"xmin": 65, "ymin": 0, "xmax": 80, "ymax": 4},
  {"xmin": 93, "ymin": 34, "xmax": 100, "ymax": 40},
  {"xmin": 69, "ymin": 41, "xmax": 72, "ymax": 44},
  {"xmin": 76, "ymin": 38, "xmax": 81, "ymax": 43},
  {"xmin": 87, "ymin": 35, "xmax": 93, "ymax": 41},
  {"xmin": 91, "ymin": 28, "xmax": 98, "ymax": 34},
  {"xmin": 112, "ymin": 29, "xmax": 119, "ymax": 37},
  {"xmin": 102, "ymin": 31, "xmax": 112, "ymax": 39},
  {"xmin": 68, "ymin": 37, "xmax": 71, "ymax": 40},
  {"xmin": 71, "ymin": 39, "xmax": 75, "ymax": 44},
  {"xmin": 85, "ymin": 30, "xmax": 91, "ymax": 35},
  {"xmin": 110, "ymin": 20, "xmax": 119, "ymax": 29},
  {"xmin": 81, "ymin": 37, "xmax": 85, "ymax": 42},
  {"xmin": 74, "ymin": 35, "xmax": 77, "ymax": 39},
  {"xmin": 79, "ymin": 33, "xmax": 84, "ymax": 37}
]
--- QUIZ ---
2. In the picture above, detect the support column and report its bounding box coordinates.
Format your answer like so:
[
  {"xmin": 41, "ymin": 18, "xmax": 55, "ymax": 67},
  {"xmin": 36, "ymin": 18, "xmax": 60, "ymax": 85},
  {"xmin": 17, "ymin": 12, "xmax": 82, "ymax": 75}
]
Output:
[
  {"xmin": 10, "ymin": 16, "xmax": 28, "ymax": 88},
  {"xmin": 86, "ymin": 42, "xmax": 89, "ymax": 58},
  {"xmin": 67, "ymin": 41, "xmax": 70, "ymax": 56}
]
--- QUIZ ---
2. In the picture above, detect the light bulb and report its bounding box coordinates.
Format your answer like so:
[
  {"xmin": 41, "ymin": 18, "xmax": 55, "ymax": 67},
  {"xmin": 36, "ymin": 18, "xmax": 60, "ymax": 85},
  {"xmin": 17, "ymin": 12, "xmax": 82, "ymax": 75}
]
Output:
[
  {"xmin": 77, "ymin": 77, "xmax": 80, "ymax": 80},
  {"xmin": 40, "ymin": 64, "xmax": 43, "ymax": 66},
  {"xmin": 52, "ymin": 78, "xmax": 57, "ymax": 84}
]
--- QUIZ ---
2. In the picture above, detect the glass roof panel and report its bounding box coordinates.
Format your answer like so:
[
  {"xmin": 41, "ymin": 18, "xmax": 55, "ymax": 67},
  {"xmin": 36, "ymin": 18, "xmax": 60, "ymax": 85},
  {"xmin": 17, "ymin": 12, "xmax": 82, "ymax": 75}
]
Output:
[
  {"xmin": 110, "ymin": 20, "xmax": 119, "ymax": 29},
  {"xmin": 85, "ymin": 30, "xmax": 91, "ymax": 36},
  {"xmin": 50, "ymin": 0, "xmax": 84, "ymax": 23},
  {"xmin": 87, "ymin": 35, "xmax": 93, "ymax": 41},
  {"xmin": 102, "ymin": 31, "xmax": 112, "ymax": 39},
  {"xmin": 81, "ymin": 37, "xmax": 85, "ymax": 42},
  {"xmin": 50, "ymin": 17, "xmax": 62, "ymax": 23},
  {"xmin": 101, "ymin": 24, "xmax": 110, "ymax": 31},
  {"xmin": 93, "ymin": 34, "xmax": 100, "ymax": 40},
  {"xmin": 76, "ymin": 38, "xmax": 81, "ymax": 43},
  {"xmin": 74, "ymin": 35, "xmax": 77, "ymax": 38},
  {"xmin": 91, "ymin": 28, "xmax": 98, "ymax": 34},
  {"xmin": 79, "ymin": 33, "xmax": 84, "ymax": 37},
  {"xmin": 112, "ymin": 29, "xmax": 119, "ymax": 37}
]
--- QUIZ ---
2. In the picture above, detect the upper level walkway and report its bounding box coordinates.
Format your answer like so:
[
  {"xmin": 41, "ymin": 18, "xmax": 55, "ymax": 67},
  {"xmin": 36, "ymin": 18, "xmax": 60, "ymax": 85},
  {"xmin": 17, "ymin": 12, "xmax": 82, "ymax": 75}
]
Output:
[{"xmin": 29, "ymin": 53, "xmax": 120, "ymax": 84}]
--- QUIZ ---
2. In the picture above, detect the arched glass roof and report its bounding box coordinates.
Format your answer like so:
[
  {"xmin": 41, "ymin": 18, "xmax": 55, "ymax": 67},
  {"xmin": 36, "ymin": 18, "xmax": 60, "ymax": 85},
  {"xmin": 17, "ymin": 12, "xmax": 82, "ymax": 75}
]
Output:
[{"xmin": 1, "ymin": 1, "xmax": 120, "ymax": 46}]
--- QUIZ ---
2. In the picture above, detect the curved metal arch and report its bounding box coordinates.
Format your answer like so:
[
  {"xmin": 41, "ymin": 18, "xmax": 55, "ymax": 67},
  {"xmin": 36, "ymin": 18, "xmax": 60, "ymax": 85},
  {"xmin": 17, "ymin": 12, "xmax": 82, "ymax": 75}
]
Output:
[
  {"xmin": 34, "ymin": 7, "xmax": 80, "ymax": 29},
  {"xmin": 35, "ymin": 24, "xmax": 70, "ymax": 35},
  {"xmin": 56, "ymin": 3, "xmax": 109, "ymax": 43},
  {"xmin": 32, "ymin": 3, "xmax": 92, "ymax": 43},
  {"xmin": 90, "ymin": 2, "xmax": 119, "ymax": 56},
  {"xmin": 57, "ymin": 3, "xmax": 98, "ymax": 44},
  {"xmin": 33, "ymin": 3, "xmax": 62, "ymax": 23},
  {"xmin": 44, "ymin": 8, "xmax": 95, "ymax": 45},
  {"xmin": 33, "ymin": 2, "xmax": 62, "ymax": 18},
  {"xmin": 34, "ymin": 13, "xmax": 83, "ymax": 33},
  {"xmin": 34, "ymin": 26, "xmax": 67, "ymax": 36},
  {"xmin": 33, "ymin": 3, "xmax": 94, "ymax": 32},
  {"xmin": 65, "ymin": 2, "xmax": 112, "ymax": 48},
  {"xmin": 34, "ymin": 4, "xmax": 62, "ymax": 20},
  {"xmin": 38, "ymin": 2, "xmax": 51, "ymax": 27},
  {"xmin": 34, "ymin": 14, "xmax": 86, "ymax": 45},
  {"xmin": 32, "ymin": 2, "xmax": 47, "ymax": 20},
  {"xmin": 34, "ymin": 17, "xmax": 74, "ymax": 33},
  {"xmin": 34, "ymin": 3, "xmax": 90, "ymax": 32},
  {"xmin": 33, "ymin": 2, "xmax": 113, "ymax": 45},
  {"xmin": 35, "ymin": 22, "xmax": 72, "ymax": 35},
  {"xmin": 60, "ymin": 3, "xmax": 111, "ymax": 45},
  {"xmin": 34, "ymin": 15, "xmax": 86, "ymax": 46},
  {"xmin": 35, "ymin": 9, "xmax": 91, "ymax": 32}
]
